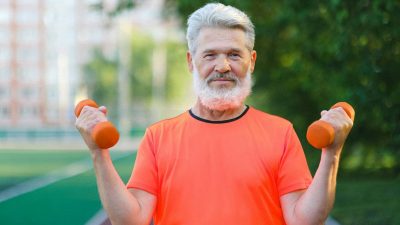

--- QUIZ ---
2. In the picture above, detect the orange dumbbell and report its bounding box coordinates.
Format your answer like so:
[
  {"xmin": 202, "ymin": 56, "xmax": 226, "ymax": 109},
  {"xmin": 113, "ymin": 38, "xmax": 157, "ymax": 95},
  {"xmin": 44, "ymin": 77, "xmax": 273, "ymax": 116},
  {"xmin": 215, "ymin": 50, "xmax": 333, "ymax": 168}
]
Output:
[
  {"xmin": 75, "ymin": 99, "xmax": 120, "ymax": 149},
  {"xmin": 306, "ymin": 102, "xmax": 355, "ymax": 149}
]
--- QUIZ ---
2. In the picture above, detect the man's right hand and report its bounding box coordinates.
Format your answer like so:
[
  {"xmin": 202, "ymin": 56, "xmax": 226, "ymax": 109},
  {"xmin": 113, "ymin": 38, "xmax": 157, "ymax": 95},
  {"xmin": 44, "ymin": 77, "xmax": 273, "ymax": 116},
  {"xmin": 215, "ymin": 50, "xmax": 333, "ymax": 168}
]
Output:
[{"xmin": 75, "ymin": 105, "xmax": 108, "ymax": 152}]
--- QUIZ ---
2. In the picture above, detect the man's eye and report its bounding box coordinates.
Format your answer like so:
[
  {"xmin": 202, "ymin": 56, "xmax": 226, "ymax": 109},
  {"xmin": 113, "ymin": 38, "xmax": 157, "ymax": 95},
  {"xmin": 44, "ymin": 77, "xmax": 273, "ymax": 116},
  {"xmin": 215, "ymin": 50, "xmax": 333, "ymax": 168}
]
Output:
[
  {"xmin": 229, "ymin": 53, "xmax": 240, "ymax": 59},
  {"xmin": 204, "ymin": 54, "xmax": 215, "ymax": 59}
]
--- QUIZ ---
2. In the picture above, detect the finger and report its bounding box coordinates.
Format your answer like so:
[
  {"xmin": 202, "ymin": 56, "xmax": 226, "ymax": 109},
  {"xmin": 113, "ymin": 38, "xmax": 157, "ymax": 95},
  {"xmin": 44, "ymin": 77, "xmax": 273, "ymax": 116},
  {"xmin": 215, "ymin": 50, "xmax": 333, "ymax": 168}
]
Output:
[
  {"xmin": 76, "ymin": 112, "xmax": 105, "ymax": 134},
  {"xmin": 329, "ymin": 107, "xmax": 351, "ymax": 122},
  {"xmin": 320, "ymin": 110, "xmax": 328, "ymax": 117},
  {"xmin": 77, "ymin": 107, "xmax": 107, "ymax": 126},
  {"xmin": 79, "ymin": 105, "xmax": 98, "ymax": 117},
  {"xmin": 98, "ymin": 106, "xmax": 107, "ymax": 115},
  {"xmin": 334, "ymin": 107, "xmax": 350, "ymax": 119}
]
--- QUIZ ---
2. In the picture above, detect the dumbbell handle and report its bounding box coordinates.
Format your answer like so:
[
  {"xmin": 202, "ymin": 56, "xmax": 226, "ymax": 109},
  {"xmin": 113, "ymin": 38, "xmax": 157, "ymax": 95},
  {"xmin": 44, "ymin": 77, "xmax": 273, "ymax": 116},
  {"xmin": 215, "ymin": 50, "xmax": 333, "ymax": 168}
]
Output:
[
  {"xmin": 306, "ymin": 102, "xmax": 355, "ymax": 149},
  {"xmin": 75, "ymin": 99, "xmax": 120, "ymax": 149}
]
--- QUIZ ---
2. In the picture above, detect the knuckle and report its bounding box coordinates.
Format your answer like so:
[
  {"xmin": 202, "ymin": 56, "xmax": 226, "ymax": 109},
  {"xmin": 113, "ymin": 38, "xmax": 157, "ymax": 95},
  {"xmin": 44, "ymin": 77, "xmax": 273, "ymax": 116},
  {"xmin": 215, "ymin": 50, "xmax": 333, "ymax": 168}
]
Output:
[{"xmin": 75, "ymin": 119, "xmax": 83, "ymax": 129}]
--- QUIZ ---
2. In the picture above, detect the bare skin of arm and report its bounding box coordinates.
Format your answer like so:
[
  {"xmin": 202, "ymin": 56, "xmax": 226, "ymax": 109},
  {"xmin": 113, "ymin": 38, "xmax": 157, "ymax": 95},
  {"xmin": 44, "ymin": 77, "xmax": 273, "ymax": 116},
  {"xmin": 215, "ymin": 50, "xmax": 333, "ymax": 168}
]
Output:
[
  {"xmin": 280, "ymin": 107, "xmax": 353, "ymax": 225},
  {"xmin": 76, "ymin": 106, "xmax": 156, "ymax": 225}
]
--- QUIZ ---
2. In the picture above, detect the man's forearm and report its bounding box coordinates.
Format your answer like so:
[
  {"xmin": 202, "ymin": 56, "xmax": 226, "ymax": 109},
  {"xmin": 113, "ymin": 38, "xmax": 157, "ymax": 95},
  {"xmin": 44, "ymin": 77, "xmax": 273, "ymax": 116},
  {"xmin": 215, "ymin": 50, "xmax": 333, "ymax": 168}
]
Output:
[
  {"xmin": 294, "ymin": 149, "xmax": 341, "ymax": 225},
  {"xmin": 92, "ymin": 150, "xmax": 142, "ymax": 225},
  {"xmin": 289, "ymin": 105, "xmax": 353, "ymax": 225}
]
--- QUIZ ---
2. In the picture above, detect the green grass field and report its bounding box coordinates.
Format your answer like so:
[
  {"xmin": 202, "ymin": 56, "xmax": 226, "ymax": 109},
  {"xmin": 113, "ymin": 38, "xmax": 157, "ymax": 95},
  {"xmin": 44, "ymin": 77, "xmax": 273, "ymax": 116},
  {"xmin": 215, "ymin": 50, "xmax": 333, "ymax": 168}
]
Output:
[
  {"xmin": 0, "ymin": 149, "xmax": 136, "ymax": 225},
  {"xmin": 0, "ymin": 149, "xmax": 398, "ymax": 225},
  {"xmin": 332, "ymin": 177, "xmax": 400, "ymax": 225}
]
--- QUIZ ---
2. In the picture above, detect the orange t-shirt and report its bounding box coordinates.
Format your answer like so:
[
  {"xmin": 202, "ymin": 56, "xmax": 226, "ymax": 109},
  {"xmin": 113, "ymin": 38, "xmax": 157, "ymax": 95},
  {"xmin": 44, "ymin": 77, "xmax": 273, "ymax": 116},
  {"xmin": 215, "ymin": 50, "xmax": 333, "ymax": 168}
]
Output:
[{"xmin": 127, "ymin": 106, "xmax": 312, "ymax": 225}]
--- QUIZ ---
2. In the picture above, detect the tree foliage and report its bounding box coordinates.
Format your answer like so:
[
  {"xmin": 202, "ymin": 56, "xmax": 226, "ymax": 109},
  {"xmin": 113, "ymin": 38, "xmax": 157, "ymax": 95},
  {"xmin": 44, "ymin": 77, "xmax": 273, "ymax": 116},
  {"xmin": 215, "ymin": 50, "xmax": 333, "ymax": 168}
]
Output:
[
  {"xmin": 83, "ymin": 49, "xmax": 118, "ymax": 121},
  {"xmin": 83, "ymin": 28, "xmax": 190, "ymax": 128},
  {"xmin": 90, "ymin": 0, "xmax": 135, "ymax": 17}
]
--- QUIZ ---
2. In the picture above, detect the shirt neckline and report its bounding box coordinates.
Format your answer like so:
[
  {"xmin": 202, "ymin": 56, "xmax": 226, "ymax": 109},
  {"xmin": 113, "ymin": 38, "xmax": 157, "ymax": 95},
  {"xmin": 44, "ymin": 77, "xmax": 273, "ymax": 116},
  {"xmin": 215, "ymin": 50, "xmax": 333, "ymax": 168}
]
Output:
[{"xmin": 188, "ymin": 105, "xmax": 250, "ymax": 124}]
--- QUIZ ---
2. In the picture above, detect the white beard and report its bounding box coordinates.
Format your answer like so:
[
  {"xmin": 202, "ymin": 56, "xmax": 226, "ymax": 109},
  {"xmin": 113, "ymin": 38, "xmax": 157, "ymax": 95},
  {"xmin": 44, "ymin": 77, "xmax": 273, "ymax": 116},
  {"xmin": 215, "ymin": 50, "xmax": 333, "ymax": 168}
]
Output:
[{"xmin": 192, "ymin": 64, "xmax": 252, "ymax": 111}]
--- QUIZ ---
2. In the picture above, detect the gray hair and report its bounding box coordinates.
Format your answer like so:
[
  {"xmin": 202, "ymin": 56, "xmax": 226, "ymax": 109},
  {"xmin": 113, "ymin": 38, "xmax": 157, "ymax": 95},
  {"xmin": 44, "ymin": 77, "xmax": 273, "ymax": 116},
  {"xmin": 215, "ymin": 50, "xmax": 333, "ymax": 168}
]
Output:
[{"xmin": 186, "ymin": 3, "xmax": 255, "ymax": 54}]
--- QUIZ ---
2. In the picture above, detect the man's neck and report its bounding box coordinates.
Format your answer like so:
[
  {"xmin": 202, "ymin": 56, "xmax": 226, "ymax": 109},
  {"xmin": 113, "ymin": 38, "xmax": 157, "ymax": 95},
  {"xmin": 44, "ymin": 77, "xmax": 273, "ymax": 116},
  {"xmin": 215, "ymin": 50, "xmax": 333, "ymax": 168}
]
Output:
[{"xmin": 191, "ymin": 100, "xmax": 247, "ymax": 121}]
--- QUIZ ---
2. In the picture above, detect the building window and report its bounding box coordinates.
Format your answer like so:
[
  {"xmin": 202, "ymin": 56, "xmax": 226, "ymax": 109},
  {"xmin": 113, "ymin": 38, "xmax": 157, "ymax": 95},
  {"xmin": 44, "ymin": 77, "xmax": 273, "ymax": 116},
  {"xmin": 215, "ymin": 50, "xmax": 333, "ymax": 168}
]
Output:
[
  {"xmin": 0, "ymin": 8, "xmax": 11, "ymax": 24},
  {"xmin": 0, "ymin": 106, "xmax": 10, "ymax": 118},
  {"xmin": 16, "ymin": 9, "xmax": 39, "ymax": 24},
  {"xmin": 17, "ymin": 28, "xmax": 39, "ymax": 43},
  {"xmin": 16, "ymin": 46, "xmax": 39, "ymax": 63},
  {"xmin": 0, "ymin": 28, "xmax": 10, "ymax": 44},
  {"xmin": 19, "ymin": 106, "xmax": 38, "ymax": 118},
  {"xmin": 47, "ymin": 108, "xmax": 58, "ymax": 121},
  {"xmin": 17, "ymin": 66, "xmax": 39, "ymax": 82},
  {"xmin": 0, "ymin": 67, "xmax": 11, "ymax": 80},
  {"xmin": 0, "ymin": 47, "xmax": 10, "ymax": 63},
  {"xmin": 20, "ymin": 87, "xmax": 38, "ymax": 99},
  {"xmin": 0, "ymin": 87, "xmax": 10, "ymax": 100}
]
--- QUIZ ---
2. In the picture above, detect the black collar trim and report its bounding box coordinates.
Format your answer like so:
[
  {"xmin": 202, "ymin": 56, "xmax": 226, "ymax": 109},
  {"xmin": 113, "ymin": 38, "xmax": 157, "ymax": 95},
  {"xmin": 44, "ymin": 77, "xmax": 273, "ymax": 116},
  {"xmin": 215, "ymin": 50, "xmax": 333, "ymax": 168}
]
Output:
[{"xmin": 189, "ymin": 105, "xmax": 249, "ymax": 124}]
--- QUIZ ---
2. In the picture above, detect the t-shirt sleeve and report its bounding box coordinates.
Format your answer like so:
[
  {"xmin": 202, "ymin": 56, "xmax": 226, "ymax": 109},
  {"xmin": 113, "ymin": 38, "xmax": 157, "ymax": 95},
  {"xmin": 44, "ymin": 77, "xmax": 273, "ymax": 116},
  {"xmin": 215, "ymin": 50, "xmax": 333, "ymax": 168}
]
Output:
[
  {"xmin": 277, "ymin": 124, "xmax": 312, "ymax": 196},
  {"xmin": 126, "ymin": 128, "xmax": 158, "ymax": 196}
]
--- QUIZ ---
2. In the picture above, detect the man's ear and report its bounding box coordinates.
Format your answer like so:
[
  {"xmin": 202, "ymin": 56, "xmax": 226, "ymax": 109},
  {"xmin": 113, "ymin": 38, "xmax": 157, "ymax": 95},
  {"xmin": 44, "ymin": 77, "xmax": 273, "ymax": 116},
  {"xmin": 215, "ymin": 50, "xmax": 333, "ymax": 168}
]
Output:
[
  {"xmin": 186, "ymin": 51, "xmax": 193, "ymax": 73},
  {"xmin": 250, "ymin": 50, "xmax": 257, "ymax": 73}
]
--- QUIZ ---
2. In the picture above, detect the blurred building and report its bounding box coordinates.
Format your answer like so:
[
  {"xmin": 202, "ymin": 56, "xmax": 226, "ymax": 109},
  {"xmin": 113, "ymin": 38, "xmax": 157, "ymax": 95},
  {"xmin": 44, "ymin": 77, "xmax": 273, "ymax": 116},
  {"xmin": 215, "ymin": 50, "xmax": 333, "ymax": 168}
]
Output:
[
  {"xmin": 0, "ymin": 0, "xmax": 188, "ymax": 141},
  {"xmin": 0, "ymin": 0, "xmax": 110, "ymax": 136}
]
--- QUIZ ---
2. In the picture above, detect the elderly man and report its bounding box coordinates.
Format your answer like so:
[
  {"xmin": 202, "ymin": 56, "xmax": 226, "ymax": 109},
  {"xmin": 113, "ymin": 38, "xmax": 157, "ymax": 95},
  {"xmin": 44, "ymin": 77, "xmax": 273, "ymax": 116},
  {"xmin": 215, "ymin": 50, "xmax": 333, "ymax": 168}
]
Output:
[{"xmin": 76, "ymin": 3, "xmax": 353, "ymax": 225}]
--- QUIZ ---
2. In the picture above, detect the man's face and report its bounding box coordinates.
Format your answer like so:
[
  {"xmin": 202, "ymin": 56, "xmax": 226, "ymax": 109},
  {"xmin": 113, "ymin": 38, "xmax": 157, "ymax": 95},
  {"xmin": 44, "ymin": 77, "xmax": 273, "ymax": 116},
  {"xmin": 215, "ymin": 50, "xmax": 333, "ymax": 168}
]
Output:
[
  {"xmin": 187, "ymin": 27, "xmax": 257, "ymax": 110},
  {"xmin": 188, "ymin": 27, "xmax": 256, "ymax": 87}
]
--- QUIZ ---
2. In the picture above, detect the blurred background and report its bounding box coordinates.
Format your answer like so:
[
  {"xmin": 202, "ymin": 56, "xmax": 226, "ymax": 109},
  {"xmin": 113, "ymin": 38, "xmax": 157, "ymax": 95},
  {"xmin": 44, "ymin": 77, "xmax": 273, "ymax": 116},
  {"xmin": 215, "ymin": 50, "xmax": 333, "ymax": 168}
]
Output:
[{"xmin": 0, "ymin": 0, "xmax": 399, "ymax": 224}]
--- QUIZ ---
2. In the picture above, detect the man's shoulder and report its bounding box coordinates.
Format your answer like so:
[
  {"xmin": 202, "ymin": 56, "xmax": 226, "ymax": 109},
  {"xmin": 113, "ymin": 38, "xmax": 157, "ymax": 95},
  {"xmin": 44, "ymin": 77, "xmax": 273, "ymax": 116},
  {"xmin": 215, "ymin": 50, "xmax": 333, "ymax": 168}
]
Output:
[
  {"xmin": 249, "ymin": 107, "xmax": 292, "ymax": 127},
  {"xmin": 147, "ymin": 111, "xmax": 189, "ymax": 131}
]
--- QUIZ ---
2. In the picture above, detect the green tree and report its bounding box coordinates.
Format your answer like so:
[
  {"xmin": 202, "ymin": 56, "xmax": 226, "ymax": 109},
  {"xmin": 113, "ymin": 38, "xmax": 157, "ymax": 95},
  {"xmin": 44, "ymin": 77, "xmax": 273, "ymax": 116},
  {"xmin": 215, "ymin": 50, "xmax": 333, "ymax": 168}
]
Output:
[
  {"xmin": 83, "ymin": 49, "xmax": 118, "ymax": 121},
  {"xmin": 90, "ymin": 0, "xmax": 135, "ymax": 17},
  {"xmin": 83, "ymin": 26, "xmax": 190, "ymax": 129},
  {"xmin": 128, "ymin": 30, "xmax": 155, "ymax": 105}
]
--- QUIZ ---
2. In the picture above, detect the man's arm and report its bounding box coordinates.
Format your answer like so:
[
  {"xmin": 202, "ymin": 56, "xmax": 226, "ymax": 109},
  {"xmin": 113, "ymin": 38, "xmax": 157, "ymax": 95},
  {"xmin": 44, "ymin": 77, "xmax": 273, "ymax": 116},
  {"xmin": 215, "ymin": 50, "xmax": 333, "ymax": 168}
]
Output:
[
  {"xmin": 76, "ymin": 106, "xmax": 156, "ymax": 225},
  {"xmin": 280, "ymin": 107, "xmax": 353, "ymax": 225}
]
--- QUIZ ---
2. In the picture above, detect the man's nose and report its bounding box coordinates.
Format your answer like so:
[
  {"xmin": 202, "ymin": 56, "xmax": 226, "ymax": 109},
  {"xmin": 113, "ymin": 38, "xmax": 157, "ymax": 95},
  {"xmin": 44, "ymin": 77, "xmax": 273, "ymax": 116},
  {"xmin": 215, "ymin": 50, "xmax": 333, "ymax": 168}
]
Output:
[{"xmin": 214, "ymin": 56, "xmax": 231, "ymax": 73}]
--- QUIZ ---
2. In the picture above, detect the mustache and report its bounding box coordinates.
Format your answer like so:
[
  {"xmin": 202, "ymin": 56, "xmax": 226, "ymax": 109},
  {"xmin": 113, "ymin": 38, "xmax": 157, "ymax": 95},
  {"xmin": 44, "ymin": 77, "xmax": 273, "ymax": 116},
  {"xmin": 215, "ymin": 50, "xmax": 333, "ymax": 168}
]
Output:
[{"xmin": 206, "ymin": 73, "xmax": 239, "ymax": 84}]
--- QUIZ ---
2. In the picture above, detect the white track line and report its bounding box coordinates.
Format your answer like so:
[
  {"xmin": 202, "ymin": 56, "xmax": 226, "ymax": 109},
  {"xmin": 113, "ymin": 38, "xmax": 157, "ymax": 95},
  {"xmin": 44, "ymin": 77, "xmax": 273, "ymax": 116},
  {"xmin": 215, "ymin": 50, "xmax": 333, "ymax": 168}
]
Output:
[
  {"xmin": 0, "ymin": 152, "xmax": 133, "ymax": 204},
  {"xmin": 0, "ymin": 159, "xmax": 92, "ymax": 203},
  {"xmin": 326, "ymin": 216, "xmax": 341, "ymax": 225},
  {"xmin": 85, "ymin": 208, "xmax": 109, "ymax": 225}
]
